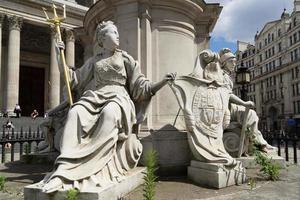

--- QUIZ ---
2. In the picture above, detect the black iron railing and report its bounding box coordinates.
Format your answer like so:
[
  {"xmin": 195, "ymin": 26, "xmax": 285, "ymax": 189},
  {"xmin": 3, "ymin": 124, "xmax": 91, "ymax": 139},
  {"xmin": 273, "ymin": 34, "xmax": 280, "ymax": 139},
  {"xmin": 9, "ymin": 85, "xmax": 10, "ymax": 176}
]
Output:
[{"xmin": 0, "ymin": 126, "xmax": 45, "ymax": 163}]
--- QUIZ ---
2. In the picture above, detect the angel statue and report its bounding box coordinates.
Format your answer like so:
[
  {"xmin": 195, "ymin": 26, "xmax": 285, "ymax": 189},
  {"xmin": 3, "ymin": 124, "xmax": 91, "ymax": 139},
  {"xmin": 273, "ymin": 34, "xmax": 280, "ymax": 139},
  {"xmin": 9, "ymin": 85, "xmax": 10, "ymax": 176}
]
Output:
[{"xmin": 39, "ymin": 21, "xmax": 176, "ymax": 193}]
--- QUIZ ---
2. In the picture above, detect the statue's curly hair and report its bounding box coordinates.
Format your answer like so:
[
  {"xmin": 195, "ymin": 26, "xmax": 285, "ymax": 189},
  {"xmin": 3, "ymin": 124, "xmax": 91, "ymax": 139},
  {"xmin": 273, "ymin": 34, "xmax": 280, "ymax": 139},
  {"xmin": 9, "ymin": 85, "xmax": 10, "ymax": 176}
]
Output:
[{"xmin": 95, "ymin": 21, "xmax": 115, "ymax": 47}]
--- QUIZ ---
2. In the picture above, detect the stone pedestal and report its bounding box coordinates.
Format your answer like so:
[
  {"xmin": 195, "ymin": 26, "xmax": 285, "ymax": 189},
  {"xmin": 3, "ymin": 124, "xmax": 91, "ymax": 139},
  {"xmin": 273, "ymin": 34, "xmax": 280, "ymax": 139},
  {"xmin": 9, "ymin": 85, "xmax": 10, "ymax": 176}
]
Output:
[
  {"xmin": 237, "ymin": 155, "xmax": 286, "ymax": 169},
  {"xmin": 24, "ymin": 167, "xmax": 146, "ymax": 200},
  {"xmin": 188, "ymin": 160, "xmax": 246, "ymax": 189}
]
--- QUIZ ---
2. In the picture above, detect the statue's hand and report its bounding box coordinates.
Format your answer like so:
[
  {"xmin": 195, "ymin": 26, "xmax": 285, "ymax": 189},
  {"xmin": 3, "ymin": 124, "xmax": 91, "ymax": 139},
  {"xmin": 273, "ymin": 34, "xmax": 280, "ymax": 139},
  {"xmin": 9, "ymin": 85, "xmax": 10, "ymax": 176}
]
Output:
[
  {"xmin": 164, "ymin": 72, "xmax": 177, "ymax": 82},
  {"xmin": 244, "ymin": 101, "xmax": 255, "ymax": 108},
  {"xmin": 56, "ymin": 41, "xmax": 65, "ymax": 50}
]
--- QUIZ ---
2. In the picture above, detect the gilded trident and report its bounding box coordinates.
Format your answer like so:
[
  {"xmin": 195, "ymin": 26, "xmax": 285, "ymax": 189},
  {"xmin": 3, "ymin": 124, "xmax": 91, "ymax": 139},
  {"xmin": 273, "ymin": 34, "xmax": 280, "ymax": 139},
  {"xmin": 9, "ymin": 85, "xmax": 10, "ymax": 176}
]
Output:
[{"xmin": 42, "ymin": 3, "xmax": 73, "ymax": 105}]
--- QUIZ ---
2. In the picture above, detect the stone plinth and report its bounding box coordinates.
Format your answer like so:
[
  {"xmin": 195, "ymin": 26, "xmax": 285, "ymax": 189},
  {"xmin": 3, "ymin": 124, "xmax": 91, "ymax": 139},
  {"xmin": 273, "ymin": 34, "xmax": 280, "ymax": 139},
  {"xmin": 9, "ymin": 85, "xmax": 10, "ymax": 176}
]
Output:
[
  {"xmin": 237, "ymin": 155, "xmax": 286, "ymax": 169},
  {"xmin": 188, "ymin": 160, "xmax": 246, "ymax": 189},
  {"xmin": 24, "ymin": 167, "xmax": 146, "ymax": 200}
]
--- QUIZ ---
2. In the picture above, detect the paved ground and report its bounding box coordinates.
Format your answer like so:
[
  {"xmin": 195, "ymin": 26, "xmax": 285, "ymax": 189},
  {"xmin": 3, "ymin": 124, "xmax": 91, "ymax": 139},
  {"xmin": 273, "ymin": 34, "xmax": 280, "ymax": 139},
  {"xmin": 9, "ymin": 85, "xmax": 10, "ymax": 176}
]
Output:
[{"xmin": 0, "ymin": 161, "xmax": 299, "ymax": 200}]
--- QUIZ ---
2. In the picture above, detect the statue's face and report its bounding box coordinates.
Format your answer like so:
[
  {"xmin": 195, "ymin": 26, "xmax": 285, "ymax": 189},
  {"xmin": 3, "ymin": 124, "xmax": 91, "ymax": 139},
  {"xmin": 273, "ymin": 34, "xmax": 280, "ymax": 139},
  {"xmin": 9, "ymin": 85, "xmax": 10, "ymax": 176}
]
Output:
[
  {"xmin": 224, "ymin": 57, "xmax": 236, "ymax": 72},
  {"xmin": 102, "ymin": 25, "xmax": 119, "ymax": 51}
]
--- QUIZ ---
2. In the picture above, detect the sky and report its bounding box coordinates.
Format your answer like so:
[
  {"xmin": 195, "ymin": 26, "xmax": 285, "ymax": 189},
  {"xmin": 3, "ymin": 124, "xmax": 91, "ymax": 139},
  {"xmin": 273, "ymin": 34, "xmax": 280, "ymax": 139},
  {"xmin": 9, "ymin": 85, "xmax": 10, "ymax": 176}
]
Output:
[{"xmin": 205, "ymin": 0, "xmax": 294, "ymax": 53}]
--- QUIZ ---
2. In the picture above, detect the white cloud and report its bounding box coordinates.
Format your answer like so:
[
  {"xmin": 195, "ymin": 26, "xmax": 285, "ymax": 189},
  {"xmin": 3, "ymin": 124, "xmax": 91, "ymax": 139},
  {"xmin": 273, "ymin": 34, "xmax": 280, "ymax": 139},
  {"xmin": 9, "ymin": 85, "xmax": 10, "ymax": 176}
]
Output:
[{"xmin": 205, "ymin": 0, "xmax": 294, "ymax": 43}]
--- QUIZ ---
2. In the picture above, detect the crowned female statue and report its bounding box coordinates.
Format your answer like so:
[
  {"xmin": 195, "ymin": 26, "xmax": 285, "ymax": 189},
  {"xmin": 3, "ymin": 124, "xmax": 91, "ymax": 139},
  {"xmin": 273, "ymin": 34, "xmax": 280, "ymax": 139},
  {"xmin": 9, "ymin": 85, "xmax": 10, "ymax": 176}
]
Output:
[{"xmin": 40, "ymin": 21, "xmax": 175, "ymax": 193}]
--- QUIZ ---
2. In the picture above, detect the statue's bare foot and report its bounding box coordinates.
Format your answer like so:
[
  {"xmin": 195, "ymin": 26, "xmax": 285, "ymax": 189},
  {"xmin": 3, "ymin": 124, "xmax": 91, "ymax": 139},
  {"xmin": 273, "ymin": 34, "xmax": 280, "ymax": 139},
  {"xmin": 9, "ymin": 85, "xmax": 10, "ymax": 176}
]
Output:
[{"xmin": 42, "ymin": 177, "xmax": 63, "ymax": 193}]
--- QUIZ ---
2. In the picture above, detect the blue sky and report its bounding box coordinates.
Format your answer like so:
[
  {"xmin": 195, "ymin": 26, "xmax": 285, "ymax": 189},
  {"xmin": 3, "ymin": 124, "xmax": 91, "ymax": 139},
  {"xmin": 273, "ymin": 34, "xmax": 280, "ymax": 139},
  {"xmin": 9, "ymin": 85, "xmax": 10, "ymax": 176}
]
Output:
[{"xmin": 206, "ymin": 0, "xmax": 294, "ymax": 53}]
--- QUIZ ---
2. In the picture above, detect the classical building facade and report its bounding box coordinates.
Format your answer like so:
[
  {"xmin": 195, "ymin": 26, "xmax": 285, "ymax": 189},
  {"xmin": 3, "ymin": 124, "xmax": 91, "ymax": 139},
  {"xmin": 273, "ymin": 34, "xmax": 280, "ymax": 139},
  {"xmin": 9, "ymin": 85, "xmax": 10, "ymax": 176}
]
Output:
[
  {"xmin": 235, "ymin": 0, "xmax": 300, "ymax": 131},
  {"xmin": 0, "ymin": 0, "xmax": 89, "ymax": 116}
]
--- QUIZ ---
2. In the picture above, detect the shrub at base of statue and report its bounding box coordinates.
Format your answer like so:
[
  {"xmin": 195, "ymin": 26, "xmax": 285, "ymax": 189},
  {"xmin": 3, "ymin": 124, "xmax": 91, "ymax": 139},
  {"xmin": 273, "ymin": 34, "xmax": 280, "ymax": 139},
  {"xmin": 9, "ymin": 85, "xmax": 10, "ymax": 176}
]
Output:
[
  {"xmin": 66, "ymin": 188, "xmax": 79, "ymax": 200},
  {"xmin": 0, "ymin": 176, "xmax": 6, "ymax": 192},
  {"xmin": 254, "ymin": 150, "xmax": 280, "ymax": 181},
  {"xmin": 142, "ymin": 150, "xmax": 158, "ymax": 200}
]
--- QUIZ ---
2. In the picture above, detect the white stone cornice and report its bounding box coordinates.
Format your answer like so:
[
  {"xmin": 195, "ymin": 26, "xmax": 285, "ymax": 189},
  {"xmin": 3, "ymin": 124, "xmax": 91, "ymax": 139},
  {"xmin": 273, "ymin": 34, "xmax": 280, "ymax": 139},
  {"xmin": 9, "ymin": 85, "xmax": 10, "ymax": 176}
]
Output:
[{"xmin": 8, "ymin": 16, "xmax": 23, "ymax": 31}]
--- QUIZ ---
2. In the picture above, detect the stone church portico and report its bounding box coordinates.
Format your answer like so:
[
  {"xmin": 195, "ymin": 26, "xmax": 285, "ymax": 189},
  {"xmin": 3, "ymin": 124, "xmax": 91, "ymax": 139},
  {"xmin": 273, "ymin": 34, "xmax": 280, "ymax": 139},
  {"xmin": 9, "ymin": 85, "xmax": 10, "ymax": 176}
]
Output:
[{"xmin": 0, "ymin": 0, "xmax": 87, "ymax": 116}]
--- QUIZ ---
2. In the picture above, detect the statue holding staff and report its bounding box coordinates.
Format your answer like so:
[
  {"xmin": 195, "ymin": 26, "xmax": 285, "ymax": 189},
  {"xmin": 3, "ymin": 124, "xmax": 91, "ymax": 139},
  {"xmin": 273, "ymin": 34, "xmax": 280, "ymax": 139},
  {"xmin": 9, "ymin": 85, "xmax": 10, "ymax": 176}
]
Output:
[{"xmin": 40, "ymin": 5, "xmax": 176, "ymax": 193}]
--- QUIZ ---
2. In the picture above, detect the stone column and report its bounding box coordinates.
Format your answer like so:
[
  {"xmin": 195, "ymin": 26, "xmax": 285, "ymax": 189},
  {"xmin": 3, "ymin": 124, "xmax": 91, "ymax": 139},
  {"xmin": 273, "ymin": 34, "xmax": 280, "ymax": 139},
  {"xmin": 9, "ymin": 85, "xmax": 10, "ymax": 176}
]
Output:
[
  {"xmin": 49, "ymin": 28, "xmax": 61, "ymax": 109},
  {"xmin": 5, "ymin": 16, "xmax": 22, "ymax": 113},
  {"xmin": 0, "ymin": 14, "xmax": 4, "ymax": 110},
  {"xmin": 65, "ymin": 30, "xmax": 75, "ymax": 68},
  {"xmin": 139, "ymin": 3, "xmax": 153, "ymax": 128}
]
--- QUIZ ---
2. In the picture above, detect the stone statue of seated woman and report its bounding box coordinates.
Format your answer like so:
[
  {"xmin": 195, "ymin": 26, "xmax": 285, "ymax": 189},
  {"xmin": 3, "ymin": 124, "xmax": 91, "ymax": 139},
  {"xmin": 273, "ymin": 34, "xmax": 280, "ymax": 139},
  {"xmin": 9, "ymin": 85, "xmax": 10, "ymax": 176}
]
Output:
[{"xmin": 38, "ymin": 21, "xmax": 176, "ymax": 193}]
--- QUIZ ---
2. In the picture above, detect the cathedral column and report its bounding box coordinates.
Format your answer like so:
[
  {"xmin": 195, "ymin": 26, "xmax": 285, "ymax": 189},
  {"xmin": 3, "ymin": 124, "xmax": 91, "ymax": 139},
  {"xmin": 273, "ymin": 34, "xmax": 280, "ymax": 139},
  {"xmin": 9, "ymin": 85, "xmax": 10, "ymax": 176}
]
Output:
[
  {"xmin": 0, "ymin": 14, "xmax": 4, "ymax": 110},
  {"xmin": 49, "ymin": 28, "xmax": 61, "ymax": 108},
  {"xmin": 5, "ymin": 16, "xmax": 22, "ymax": 113},
  {"xmin": 65, "ymin": 29, "xmax": 75, "ymax": 68}
]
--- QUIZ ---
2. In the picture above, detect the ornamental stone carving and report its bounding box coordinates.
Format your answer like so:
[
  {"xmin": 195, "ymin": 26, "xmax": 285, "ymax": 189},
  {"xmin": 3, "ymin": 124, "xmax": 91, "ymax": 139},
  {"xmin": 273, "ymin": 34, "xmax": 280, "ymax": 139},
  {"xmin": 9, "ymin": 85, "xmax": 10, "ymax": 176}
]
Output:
[
  {"xmin": 8, "ymin": 16, "xmax": 23, "ymax": 31},
  {"xmin": 0, "ymin": 14, "xmax": 4, "ymax": 28},
  {"xmin": 65, "ymin": 29, "xmax": 75, "ymax": 42}
]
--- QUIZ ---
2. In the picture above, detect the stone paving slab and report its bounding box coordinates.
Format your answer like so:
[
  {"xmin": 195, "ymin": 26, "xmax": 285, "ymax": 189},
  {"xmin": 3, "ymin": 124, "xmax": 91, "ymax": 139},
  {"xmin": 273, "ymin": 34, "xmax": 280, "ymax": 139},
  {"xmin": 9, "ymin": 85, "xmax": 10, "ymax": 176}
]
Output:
[{"xmin": 0, "ymin": 161, "xmax": 299, "ymax": 200}]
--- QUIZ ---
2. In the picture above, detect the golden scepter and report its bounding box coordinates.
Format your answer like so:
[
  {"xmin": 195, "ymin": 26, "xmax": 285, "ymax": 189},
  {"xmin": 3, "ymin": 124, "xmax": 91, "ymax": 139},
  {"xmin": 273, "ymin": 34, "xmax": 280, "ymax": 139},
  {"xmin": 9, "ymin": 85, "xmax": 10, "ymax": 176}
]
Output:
[{"xmin": 42, "ymin": 3, "xmax": 73, "ymax": 105}]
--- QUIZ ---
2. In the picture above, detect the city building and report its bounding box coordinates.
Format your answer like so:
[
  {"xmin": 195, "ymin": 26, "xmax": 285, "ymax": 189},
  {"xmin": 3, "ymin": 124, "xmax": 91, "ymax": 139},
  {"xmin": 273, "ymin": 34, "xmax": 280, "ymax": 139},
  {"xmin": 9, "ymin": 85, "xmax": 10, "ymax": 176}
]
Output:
[{"xmin": 234, "ymin": 0, "xmax": 300, "ymax": 131}]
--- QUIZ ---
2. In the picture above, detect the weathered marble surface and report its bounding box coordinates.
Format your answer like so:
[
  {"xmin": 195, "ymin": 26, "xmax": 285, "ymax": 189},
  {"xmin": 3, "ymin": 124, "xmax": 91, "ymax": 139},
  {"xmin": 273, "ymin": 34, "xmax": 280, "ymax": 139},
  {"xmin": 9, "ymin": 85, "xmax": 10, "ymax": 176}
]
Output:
[{"xmin": 29, "ymin": 21, "xmax": 175, "ymax": 196}]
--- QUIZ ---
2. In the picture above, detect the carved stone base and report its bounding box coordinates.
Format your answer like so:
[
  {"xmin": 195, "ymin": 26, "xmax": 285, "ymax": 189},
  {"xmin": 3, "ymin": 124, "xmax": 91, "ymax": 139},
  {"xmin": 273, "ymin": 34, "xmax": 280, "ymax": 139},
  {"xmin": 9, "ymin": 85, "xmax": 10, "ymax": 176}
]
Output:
[
  {"xmin": 187, "ymin": 160, "xmax": 246, "ymax": 189},
  {"xmin": 237, "ymin": 155, "xmax": 286, "ymax": 169},
  {"xmin": 24, "ymin": 167, "xmax": 146, "ymax": 200}
]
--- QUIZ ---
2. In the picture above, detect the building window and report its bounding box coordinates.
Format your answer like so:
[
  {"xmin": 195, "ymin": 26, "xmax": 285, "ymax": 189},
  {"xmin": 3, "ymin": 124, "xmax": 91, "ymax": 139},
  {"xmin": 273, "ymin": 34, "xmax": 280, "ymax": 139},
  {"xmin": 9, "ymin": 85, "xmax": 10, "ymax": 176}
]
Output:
[
  {"xmin": 293, "ymin": 84, "xmax": 296, "ymax": 96},
  {"xmin": 259, "ymin": 54, "xmax": 262, "ymax": 62},
  {"xmin": 273, "ymin": 76, "xmax": 276, "ymax": 85},
  {"xmin": 296, "ymin": 67, "xmax": 299, "ymax": 78},
  {"xmin": 278, "ymin": 29, "xmax": 281, "ymax": 37},
  {"xmin": 271, "ymin": 33, "xmax": 274, "ymax": 41},
  {"xmin": 268, "ymin": 33, "xmax": 271, "ymax": 43},
  {"xmin": 281, "ymin": 103, "xmax": 284, "ymax": 114},
  {"xmin": 265, "ymin": 38, "xmax": 267, "ymax": 45},
  {"xmin": 294, "ymin": 17, "xmax": 297, "ymax": 27},
  {"xmin": 272, "ymin": 46, "xmax": 275, "ymax": 55},
  {"xmin": 295, "ymin": 49, "xmax": 299, "ymax": 60},
  {"xmin": 259, "ymin": 42, "xmax": 262, "ymax": 49},
  {"xmin": 291, "ymin": 51, "xmax": 294, "ymax": 61},
  {"xmin": 280, "ymin": 73, "xmax": 283, "ymax": 83},
  {"xmin": 297, "ymin": 101, "xmax": 300, "ymax": 114},
  {"xmin": 290, "ymin": 36, "xmax": 293, "ymax": 46},
  {"xmin": 294, "ymin": 33, "xmax": 297, "ymax": 43},
  {"xmin": 279, "ymin": 57, "xmax": 282, "ymax": 66},
  {"xmin": 280, "ymin": 88, "xmax": 284, "ymax": 98},
  {"xmin": 294, "ymin": 101, "xmax": 296, "ymax": 114},
  {"xmin": 265, "ymin": 51, "xmax": 268, "ymax": 59},
  {"xmin": 278, "ymin": 42, "xmax": 282, "ymax": 52}
]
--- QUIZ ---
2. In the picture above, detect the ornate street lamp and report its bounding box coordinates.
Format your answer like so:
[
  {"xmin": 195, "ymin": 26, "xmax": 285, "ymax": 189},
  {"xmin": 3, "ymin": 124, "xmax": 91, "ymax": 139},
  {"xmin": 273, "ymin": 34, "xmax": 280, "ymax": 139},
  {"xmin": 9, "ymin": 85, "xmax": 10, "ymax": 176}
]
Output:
[{"xmin": 235, "ymin": 66, "xmax": 251, "ymax": 101}]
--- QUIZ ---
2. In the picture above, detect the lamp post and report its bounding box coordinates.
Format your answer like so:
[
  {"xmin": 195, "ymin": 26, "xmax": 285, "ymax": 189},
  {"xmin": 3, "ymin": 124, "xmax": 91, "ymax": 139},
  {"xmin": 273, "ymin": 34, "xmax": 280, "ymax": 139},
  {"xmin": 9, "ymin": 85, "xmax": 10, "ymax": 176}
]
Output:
[{"xmin": 235, "ymin": 66, "xmax": 251, "ymax": 101}]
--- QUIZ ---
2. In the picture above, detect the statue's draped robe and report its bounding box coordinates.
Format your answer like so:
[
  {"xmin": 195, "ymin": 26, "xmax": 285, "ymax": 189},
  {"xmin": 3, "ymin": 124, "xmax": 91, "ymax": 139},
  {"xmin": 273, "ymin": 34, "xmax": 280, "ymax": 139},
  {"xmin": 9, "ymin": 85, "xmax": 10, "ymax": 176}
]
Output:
[
  {"xmin": 45, "ymin": 50, "xmax": 152, "ymax": 190},
  {"xmin": 170, "ymin": 76, "xmax": 236, "ymax": 166}
]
